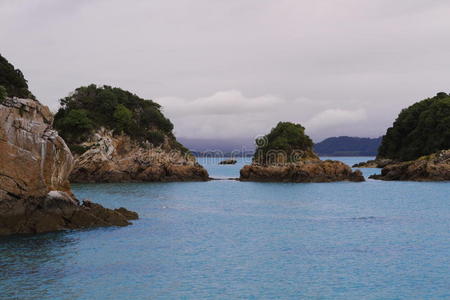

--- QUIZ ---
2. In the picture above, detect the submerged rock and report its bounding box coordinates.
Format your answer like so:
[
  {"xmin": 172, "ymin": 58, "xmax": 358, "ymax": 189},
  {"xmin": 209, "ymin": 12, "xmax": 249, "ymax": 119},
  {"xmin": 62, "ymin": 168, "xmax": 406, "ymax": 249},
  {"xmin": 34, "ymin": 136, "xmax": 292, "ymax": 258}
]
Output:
[
  {"xmin": 69, "ymin": 129, "xmax": 209, "ymax": 183},
  {"xmin": 219, "ymin": 159, "xmax": 237, "ymax": 165},
  {"xmin": 370, "ymin": 150, "xmax": 450, "ymax": 181},
  {"xmin": 0, "ymin": 97, "xmax": 138, "ymax": 235}
]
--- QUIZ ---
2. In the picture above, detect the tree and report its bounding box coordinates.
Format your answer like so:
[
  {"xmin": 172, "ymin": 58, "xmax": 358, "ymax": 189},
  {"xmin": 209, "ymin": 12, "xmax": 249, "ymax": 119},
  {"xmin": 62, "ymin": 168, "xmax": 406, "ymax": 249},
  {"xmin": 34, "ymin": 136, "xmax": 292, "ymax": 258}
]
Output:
[
  {"xmin": 254, "ymin": 122, "xmax": 315, "ymax": 164},
  {"xmin": 54, "ymin": 84, "xmax": 185, "ymax": 153},
  {"xmin": 0, "ymin": 54, "xmax": 34, "ymax": 99},
  {"xmin": 54, "ymin": 109, "xmax": 94, "ymax": 145},
  {"xmin": 113, "ymin": 104, "xmax": 132, "ymax": 133},
  {"xmin": 0, "ymin": 85, "xmax": 7, "ymax": 103},
  {"xmin": 378, "ymin": 92, "xmax": 450, "ymax": 161}
]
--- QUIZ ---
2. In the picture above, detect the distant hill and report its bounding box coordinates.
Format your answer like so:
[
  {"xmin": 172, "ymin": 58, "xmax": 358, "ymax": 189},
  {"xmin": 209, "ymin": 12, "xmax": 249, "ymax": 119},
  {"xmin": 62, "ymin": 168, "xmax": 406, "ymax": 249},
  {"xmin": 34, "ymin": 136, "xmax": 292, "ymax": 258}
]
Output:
[
  {"xmin": 314, "ymin": 136, "xmax": 382, "ymax": 156},
  {"xmin": 177, "ymin": 137, "xmax": 255, "ymax": 156}
]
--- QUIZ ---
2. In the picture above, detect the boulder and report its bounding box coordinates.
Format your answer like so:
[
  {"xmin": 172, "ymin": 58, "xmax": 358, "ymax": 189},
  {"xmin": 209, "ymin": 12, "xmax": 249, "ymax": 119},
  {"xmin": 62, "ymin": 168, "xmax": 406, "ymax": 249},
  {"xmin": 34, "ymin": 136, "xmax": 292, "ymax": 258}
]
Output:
[{"xmin": 219, "ymin": 159, "xmax": 237, "ymax": 165}]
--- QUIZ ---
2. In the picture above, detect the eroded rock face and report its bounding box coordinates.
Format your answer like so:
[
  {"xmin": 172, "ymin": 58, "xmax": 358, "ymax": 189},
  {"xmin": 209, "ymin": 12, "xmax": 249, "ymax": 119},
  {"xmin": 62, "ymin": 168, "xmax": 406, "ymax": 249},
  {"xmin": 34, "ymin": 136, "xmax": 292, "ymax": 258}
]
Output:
[
  {"xmin": 240, "ymin": 160, "xmax": 365, "ymax": 183},
  {"xmin": 370, "ymin": 150, "xmax": 450, "ymax": 181},
  {"xmin": 70, "ymin": 129, "xmax": 209, "ymax": 183},
  {"xmin": 0, "ymin": 98, "xmax": 138, "ymax": 235}
]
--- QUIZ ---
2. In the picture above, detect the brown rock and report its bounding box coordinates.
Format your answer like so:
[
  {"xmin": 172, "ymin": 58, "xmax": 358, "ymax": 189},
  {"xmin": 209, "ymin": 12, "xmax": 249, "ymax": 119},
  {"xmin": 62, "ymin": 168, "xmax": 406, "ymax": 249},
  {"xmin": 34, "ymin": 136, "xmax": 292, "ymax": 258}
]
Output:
[
  {"xmin": 70, "ymin": 129, "xmax": 209, "ymax": 183},
  {"xmin": 370, "ymin": 150, "xmax": 450, "ymax": 181},
  {"xmin": 352, "ymin": 158, "xmax": 395, "ymax": 168}
]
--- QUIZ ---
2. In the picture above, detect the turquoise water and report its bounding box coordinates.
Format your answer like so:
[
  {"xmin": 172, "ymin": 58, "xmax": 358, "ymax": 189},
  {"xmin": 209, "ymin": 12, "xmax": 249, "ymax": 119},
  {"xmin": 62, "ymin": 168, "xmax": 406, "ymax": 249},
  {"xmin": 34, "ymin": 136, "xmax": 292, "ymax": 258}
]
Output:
[{"xmin": 1, "ymin": 157, "xmax": 449, "ymax": 299}]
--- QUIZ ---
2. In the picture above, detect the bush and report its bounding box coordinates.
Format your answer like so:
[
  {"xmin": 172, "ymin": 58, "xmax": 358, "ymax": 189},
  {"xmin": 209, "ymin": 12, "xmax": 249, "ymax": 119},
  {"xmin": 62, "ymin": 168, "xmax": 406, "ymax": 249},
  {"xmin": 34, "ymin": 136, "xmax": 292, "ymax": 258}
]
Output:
[
  {"xmin": 147, "ymin": 130, "xmax": 165, "ymax": 146},
  {"xmin": 378, "ymin": 92, "xmax": 450, "ymax": 161},
  {"xmin": 0, "ymin": 54, "xmax": 34, "ymax": 99},
  {"xmin": 254, "ymin": 122, "xmax": 314, "ymax": 164},
  {"xmin": 0, "ymin": 85, "xmax": 6, "ymax": 103}
]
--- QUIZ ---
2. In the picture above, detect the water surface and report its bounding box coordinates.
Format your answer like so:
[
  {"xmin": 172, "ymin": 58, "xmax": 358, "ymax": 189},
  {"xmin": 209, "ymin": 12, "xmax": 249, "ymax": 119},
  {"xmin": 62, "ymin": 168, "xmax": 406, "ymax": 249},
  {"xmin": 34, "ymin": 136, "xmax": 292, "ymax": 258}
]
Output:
[{"xmin": 1, "ymin": 157, "xmax": 449, "ymax": 299}]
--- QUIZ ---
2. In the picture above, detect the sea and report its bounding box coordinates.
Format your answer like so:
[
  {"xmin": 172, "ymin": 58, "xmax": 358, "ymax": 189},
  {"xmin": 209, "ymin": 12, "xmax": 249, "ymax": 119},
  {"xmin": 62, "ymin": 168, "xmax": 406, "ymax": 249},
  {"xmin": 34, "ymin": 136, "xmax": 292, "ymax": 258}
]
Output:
[{"xmin": 1, "ymin": 157, "xmax": 449, "ymax": 299}]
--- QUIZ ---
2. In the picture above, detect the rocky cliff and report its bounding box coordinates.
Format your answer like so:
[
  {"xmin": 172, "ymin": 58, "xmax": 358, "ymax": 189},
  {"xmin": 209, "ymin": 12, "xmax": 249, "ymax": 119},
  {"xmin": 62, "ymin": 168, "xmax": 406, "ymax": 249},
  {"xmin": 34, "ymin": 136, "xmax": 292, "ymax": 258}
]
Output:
[
  {"xmin": 0, "ymin": 97, "xmax": 138, "ymax": 235},
  {"xmin": 370, "ymin": 150, "xmax": 450, "ymax": 181},
  {"xmin": 70, "ymin": 129, "xmax": 209, "ymax": 183}
]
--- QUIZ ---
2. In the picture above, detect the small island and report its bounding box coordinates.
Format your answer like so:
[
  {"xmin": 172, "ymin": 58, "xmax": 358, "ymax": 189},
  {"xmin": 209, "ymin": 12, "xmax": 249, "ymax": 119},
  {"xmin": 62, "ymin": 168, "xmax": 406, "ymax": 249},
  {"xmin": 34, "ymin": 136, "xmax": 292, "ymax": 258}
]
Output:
[
  {"xmin": 54, "ymin": 85, "xmax": 209, "ymax": 183},
  {"xmin": 239, "ymin": 122, "xmax": 364, "ymax": 182}
]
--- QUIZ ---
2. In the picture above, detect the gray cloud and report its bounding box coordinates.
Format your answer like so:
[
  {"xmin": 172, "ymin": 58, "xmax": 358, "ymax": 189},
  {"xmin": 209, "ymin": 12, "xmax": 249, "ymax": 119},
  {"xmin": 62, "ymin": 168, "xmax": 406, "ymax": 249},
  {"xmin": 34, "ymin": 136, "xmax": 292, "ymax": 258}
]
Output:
[{"xmin": 1, "ymin": 0, "xmax": 449, "ymax": 141}]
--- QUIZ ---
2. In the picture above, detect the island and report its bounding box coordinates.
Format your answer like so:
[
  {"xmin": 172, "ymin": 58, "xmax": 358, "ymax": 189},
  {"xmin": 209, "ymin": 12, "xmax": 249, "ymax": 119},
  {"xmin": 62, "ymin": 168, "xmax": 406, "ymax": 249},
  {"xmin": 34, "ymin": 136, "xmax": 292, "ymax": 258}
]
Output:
[{"xmin": 239, "ymin": 122, "xmax": 364, "ymax": 182}]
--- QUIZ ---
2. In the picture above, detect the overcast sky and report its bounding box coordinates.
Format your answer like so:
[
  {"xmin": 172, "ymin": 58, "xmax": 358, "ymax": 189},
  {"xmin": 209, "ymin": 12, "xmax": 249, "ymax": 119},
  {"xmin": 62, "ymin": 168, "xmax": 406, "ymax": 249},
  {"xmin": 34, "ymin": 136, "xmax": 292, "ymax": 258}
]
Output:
[{"xmin": 1, "ymin": 0, "xmax": 449, "ymax": 142}]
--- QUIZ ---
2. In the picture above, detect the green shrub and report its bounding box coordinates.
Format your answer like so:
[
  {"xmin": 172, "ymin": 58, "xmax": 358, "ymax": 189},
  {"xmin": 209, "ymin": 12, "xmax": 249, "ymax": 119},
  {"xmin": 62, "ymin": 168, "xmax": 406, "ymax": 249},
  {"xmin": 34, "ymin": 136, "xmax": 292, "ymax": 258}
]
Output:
[
  {"xmin": 147, "ymin": 130, "xmax": 166, "ymax": 146},
  {"xmin": 254, "ymin": 122, "xmax": 314, "ymax": 164},
  {"xmin": 378, "ymin": 92, "xmax": 450, "ymax": 161},
  {"xmin": 0, "ymin": 85, "xmax": 6, "ymax": 103},
  {"xmin": 0, "ymin": 54, "xmax": 34, "ymax": 99}
]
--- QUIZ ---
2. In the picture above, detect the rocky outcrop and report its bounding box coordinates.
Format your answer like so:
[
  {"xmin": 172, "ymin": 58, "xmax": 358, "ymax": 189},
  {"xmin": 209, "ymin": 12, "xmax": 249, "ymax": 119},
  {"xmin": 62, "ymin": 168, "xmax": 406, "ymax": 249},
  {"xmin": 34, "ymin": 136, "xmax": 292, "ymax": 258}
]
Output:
[
  {"xmin": 0, "ymin": 97, "xmax": 138, "ymax": 235},
  {"xmin": 352, "ymin": 158, "xmax": 395, "ymax": 168},
  {"xmin": 70, "ymin": 129, "xmax": 209, "ymax": 183},
  {"xmin": 240, "ymin": 159, "xmax": 364, "ymax": 183},
  {"xmin": 369, "ymin": 150, "xmax": 450, "ymax": 181},
  {"xmin": 219, "ymin": 159, "xmax": 237, "ymax": 165}
]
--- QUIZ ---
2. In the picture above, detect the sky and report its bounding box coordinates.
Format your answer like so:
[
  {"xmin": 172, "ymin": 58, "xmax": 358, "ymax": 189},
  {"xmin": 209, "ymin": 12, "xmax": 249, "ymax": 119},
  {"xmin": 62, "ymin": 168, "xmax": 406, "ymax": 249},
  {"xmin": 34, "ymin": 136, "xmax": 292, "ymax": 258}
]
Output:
[{"xmin": 1, "ymin": 0, "xmax": 450, "ymax": 142}]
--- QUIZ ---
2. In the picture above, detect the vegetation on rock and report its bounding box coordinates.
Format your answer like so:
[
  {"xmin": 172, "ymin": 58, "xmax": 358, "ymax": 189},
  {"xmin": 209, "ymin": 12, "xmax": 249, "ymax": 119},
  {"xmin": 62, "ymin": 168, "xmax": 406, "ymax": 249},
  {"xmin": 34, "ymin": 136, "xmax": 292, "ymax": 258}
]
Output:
[
  {"xmin": 254, "ymin": 122, "xmax": 316, "ymax": 164},
  {"xmin": 0, "ymin": 86, "xmax": 6, "ymax": 103},
  {"xmin": 378, "ymin": 92, "xmax": 450, "ymax": 161},
  {"xmin": 54, "ymin": 84, "xmax": 187, "ymax": 153},
  {"xmin": 0, "ymin": 54, "xmax": 35, "ymax": 99}
]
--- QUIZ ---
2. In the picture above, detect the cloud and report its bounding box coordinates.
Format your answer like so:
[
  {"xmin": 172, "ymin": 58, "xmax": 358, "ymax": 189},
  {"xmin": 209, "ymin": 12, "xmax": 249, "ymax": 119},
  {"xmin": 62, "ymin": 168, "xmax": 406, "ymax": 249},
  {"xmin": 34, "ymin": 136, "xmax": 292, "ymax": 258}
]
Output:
[
  {"xmin": 1, "ymin": 0, "xmax": 449, "ymax": 140},
  {"xmin": 305, "ymin": 109, "xmax": 367, "ymax": 131},
  {"xmin": 158, "ymin": 90, "xmax": 369, "ymax": 141}
]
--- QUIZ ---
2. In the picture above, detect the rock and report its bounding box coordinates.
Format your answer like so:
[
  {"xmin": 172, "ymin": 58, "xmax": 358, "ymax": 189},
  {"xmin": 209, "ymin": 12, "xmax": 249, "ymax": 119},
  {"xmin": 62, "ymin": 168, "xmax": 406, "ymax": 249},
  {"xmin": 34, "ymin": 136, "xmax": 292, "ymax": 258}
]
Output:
[
  {"xmin": 0, "ymin": 97, "xmax": 138, "ymax": 236},
  {"xmin": 369, "ymin": 150, "xmax": 450, "ymax": 181},
  {"xmin": 70, "ymin": 129, "xmax": 209, "ymax": 183},
  {"xmin": 219, "ymin": 159, "xmax": 237, "ymax": 165},
  {"xmin": 240, "ymin": 160, "xmax": 365, "ymax": 183},
  {"xmin": 352, "ymin": 158, "xmax": 395, "ymax": 168}
]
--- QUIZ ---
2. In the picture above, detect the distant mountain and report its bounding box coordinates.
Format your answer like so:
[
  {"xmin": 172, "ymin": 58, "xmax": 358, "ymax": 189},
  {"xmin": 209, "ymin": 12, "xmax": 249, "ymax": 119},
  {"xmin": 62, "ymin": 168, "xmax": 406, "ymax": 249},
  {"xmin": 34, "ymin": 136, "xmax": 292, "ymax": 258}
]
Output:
[
  {"xmin": 314, "ymin": 136, "xmax": 382, "ymax": 156},
  {"xmin": 177, "ymin": 137, "xmax": 255, "ymax": 157}
]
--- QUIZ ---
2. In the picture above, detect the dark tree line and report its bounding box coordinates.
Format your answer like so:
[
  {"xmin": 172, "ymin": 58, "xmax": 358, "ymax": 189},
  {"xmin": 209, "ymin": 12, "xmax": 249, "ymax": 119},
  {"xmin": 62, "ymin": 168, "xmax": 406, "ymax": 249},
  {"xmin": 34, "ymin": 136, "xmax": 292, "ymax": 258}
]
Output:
[{"xmin": 378, "ymin": 92, "xmax": 450, "ymax": 161}]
